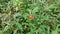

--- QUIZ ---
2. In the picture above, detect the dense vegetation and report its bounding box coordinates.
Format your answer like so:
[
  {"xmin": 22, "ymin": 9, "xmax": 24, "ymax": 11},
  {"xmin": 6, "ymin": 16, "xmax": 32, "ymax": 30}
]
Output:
[{"xmin": 0, "ymin": 0, "xmax": 60, "ymax": 34}]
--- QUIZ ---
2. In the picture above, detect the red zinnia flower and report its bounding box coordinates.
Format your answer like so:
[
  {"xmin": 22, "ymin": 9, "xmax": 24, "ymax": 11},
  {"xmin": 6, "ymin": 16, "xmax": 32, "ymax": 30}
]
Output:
[{"xmin": 28, "ymin": 14, "xmax": 34, "ymax": 19}]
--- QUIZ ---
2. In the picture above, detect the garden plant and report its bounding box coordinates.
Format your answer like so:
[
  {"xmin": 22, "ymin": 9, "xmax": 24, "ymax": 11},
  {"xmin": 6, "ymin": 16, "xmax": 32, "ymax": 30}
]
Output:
[{"xmin": 0, "ymin": 0, "xmax": 60, "ymax": 34}]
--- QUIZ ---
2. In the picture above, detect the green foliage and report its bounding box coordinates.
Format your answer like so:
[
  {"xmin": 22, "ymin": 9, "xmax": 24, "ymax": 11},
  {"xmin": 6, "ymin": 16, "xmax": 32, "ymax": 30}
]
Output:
[{"xmin": 0, "ymin": 0, "xmax": 60, "ymax": 34}]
